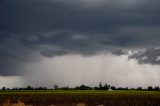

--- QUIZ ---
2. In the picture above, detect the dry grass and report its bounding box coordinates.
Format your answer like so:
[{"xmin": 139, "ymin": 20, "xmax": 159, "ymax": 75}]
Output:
[
  {"xmin": 3, "ymin": 100, "xmax": 25, "ymax": 106},
  {"xmin": 3, "ymin": 101, "xmax": 87, "ymax": 106},
  {"xmin": 2, "ymin": 91, "xmax": 160, "ymax": 106}
]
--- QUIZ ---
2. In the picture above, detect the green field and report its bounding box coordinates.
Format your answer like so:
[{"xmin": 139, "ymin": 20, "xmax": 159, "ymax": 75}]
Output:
[
  {"xmin": 1, "ymin": 90, "xmax": 160, "ymax": 106},
  {"xmin": 0, "ymin": 90, "xmax": 160, "ymax": 94}
]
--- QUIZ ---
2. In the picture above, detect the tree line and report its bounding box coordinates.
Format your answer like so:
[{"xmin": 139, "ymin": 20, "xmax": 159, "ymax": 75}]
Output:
[{"xmin": 1, "ymin": 82, "xmax": 160, "ymax": 91}]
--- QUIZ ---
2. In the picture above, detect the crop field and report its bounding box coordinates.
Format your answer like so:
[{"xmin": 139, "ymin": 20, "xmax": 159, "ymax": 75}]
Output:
[{"xmin": 1, "ymin": 90, "xmax": 160, "ymax": 106}]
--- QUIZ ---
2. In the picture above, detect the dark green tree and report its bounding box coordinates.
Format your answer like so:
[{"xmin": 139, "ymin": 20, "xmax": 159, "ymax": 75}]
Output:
[
  {"xmin": 75, "ymin": 85, "xmax": 92, "ymax": 90},
  {"xmin": 147, "ymin": 86, "xmax": 153, "ymax": 91},
  {"xmin": 26, "ymin": 86, "xmax": 34, "ymax": 90},
  {"xmin": 137, "ymin": 87, "xmax": 142, "ymax": 90},
  {"xmin": 154, "ymin": 86, "xmax": 160, "ymax": 91},
  {"xmin": 1, "ymin": 86, "xmax": 6, "ymax": 90},
  {"xmin": 54, "ymin": 84, "xmax": 59, "ymax": 90},
  {"xmin": 111, "ymin": 86, "xmax": 116, "ymax": 90},
  {"xmin": 103, "ymin": 83, "xmax": 110, "ymax": 90},
  {"xmin": 99, "ymin": 82, "xmax": 103, "ymax": 90}
]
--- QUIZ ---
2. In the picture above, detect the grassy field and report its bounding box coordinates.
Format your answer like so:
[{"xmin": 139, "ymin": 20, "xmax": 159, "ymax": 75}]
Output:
[{"xmin": 1, "ymin": 90, "xmax": 160, "ymax": 106}]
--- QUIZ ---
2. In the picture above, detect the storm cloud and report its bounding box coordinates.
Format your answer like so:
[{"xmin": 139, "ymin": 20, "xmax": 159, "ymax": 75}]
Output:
[
  {"xmin": 129, "ymin": 48, "xmax": 160, "ymax": 65},
  {"xmin": 1, "ymin": 0, "xmax": 160, "ymax": 87}
]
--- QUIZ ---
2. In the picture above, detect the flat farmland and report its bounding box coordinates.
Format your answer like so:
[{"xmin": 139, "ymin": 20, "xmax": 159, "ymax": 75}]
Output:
[{"xmin": 1, "ymin": 90, "xmax": 160, "ymax": 106}]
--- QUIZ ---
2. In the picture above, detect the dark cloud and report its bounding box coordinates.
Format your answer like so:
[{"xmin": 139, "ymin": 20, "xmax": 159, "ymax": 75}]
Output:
[
  {"xmin": 0, "ymin": 32, "xmax": 42, "ymax": 76},
  {"xmin": 41, "ymin": 49, "xmax": 69, "ymax": 57},
  {"xmin": 129, "ymin": 48, "xmax": 160, "ymax": 65},
  {"xmin": 112, "ymin": 50, "xmax": 128, "ymax": 56},
  {"xmin": 1, "ymin": 0, "xmax": 160, "ymax": 33},
  {"xmin": 1, "ymin": 0, "xmax": 160, "ymax": 76}
]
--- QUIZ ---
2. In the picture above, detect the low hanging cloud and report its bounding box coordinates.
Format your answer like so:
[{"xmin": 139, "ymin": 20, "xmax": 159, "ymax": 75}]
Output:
[
  {"xmin": 1, "ymin": 28, "xmax": 160, "ymax": 76},
  {"xmin": 41, "ymin": 49, "xmax": 69, "ymax": 57},
  {"xmin": 112, "ymin": 49, "xmax": 128, "ymax": 56},
  {"xmin": 129, "ymin": 48, "xmax": 160, "ymax": 65}
]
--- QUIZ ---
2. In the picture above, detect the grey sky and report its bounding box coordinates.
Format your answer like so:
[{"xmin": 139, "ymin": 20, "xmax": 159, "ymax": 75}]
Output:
[{"xmin": 1, "ymin": 0, "xmax": 160, "ymax": 88}]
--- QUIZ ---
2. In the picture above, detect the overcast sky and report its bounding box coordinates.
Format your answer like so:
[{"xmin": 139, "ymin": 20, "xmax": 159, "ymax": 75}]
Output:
[{"xmin": 1, "ymin": 0, "xmax": 160, "ymax": 88}]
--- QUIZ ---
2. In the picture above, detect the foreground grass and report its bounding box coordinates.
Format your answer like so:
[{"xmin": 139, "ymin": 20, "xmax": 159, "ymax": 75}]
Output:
[{"xmin": 1, "ymin": 90, "xmax": 160, "ymax": 106}]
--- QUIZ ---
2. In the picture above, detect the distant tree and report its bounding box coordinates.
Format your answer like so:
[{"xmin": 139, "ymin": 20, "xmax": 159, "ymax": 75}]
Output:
[
  {"xmin": 125, "ymin": 87, "xmax": 129, "ymax": 90},
  {"xmin": 117, "ymin": 87, "xmax": 128, "ymax": 90},
  {"xmin": 111, "ymin": 86, "xmax": 116, "ymax": 90},
  {"xmin": 99, "ymin": 82, "xmax": 103, "ymax": 90},
  {"xmin": 13, "ymin": 87, "xmax": 16, "ymax": 90},
  {"xmin": 103, "ymin": 83, "xmax": 110, "ymax": 90},
  {"xmin": 61, "ymin": 86, "xmax": 69, "ymax": 90},
  {"xmin": 18, "ymin": 88, "xmax": 23, "ymax": 90},
  {"xmin": 154, "ymin": 86, "xmax": 160, "ymax": 91},
  {"xmin": 38, "ymin": 87, "xmax": 47, "ymax": 90},
  {"xmin": 43, "ymin": 87, "xmax": 47, "ymax": 90},
  {"xmin": 54, "ymin": 84, "xmax": 59, "ymax": 90},
  {"xmin": 26, "ymin": 86, "xmax": 34, "ymax": 90},
  {"xmin": 147, "ymin": 86, "xmax": 153, "ymax": 91},
  {"xmin": 94, "ymin": 87, "xmax": 99, "ymax": 90},
  {"xmin": 137, "ymin": 87, "xmax": 142, "ymax": 91},
  {"xmin": 75, "ymin": 85, "xmax": 92, "ymax": 90},
  {"xmin": 1, "ymin": 86, "xmax": 6, "ymax": 90}
]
